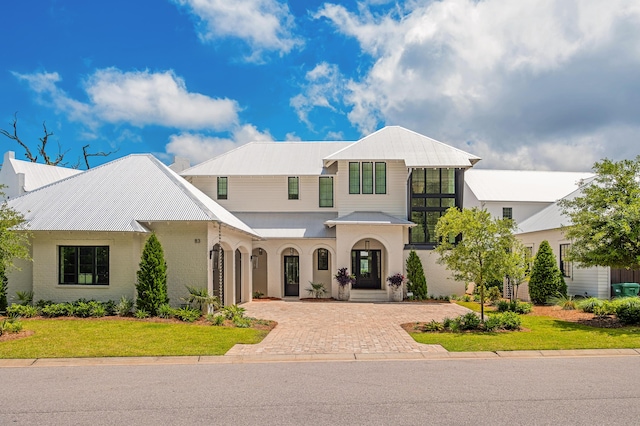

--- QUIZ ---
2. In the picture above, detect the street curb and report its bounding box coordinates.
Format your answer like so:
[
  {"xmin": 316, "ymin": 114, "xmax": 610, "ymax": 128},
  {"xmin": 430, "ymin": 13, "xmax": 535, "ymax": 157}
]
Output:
[{"xmin": 2, "ymin": 348, "xmax": 640, "ymax": 367}]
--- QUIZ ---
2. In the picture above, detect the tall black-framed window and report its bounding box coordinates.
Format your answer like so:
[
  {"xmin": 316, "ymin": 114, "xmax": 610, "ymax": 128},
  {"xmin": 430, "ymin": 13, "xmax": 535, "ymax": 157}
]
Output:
[
  {"xmin": 362, "ymin": 162, "xmax": 374, "ymax": 194},
  {"xmin": 317, "ymin": 248, "xmax": 329, "ymax": 270},
  {"xmin": 375, "ymin": 162, "xmax": 386, "ymax": 194},
  {"xmin": 217, "ymin": 177, "xmax": 228, "ymax": 200},
  {"xmin": 349, "ymin": 162, "xmax": 360, "ymax": 194},
  {"xmin": 288, "ymin": 177, "xmax": 299, "ymax": 200},
  {"xmin": 560, "ymin": 243, "xmax": 571, "ymax": 278},
  {"xmin": 59, "ymin": 246, "xmax": 109, "ymax": 285},
  {"xmin": 319, "ymin": 176, "xmax": 333, "ymax": 207},
  {"xmin": 409, "ymin": 168, "xmax": 461, "ymax": 246}
]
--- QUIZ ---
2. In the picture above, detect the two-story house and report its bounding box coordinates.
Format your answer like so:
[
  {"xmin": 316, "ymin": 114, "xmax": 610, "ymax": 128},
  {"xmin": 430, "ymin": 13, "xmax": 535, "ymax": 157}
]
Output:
[
  {"xmin": 181, "ymin": 126, "xmax": 480, "ymax": 303},
  {"xmin": 5, "ymin": 126, "xmax": 480, "ymax": 306}
]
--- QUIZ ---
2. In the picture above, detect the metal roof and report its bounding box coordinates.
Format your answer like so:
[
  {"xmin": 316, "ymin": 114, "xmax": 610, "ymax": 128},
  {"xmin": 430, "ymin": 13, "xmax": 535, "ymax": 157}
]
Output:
[
  {"xmin": 516, "ymin": 177, "xmax": 595, "ymax": 234},
  {"xmin": 8, "ymin": 154, "xmax": 258, "ymax": 236},
  {"xmin": 3, "ymin": 151, "xmax": 82, "ymax": 192},
  {"xmin": 233, "ymin": 212, "xmax": 337, "ymax": 238},
  {"xmin": 181, "ymin": 142, "xmax": 352, "ymax": 176},
  {"xmin": 465, "ymin": 169, "xmax": 594, "ymax": 203},
  {"xmin": 325, "ymin": 211, "xmax": 415, "ymax": 227},
  {"xmin": 324, "ymin": 126, "xmax": 481, "ymax": 168}
]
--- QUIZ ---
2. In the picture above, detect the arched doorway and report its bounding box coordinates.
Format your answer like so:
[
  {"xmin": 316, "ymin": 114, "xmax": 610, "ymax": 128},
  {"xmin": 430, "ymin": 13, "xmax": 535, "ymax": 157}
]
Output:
[{"xmin": 351, "ymin": 239, "xmax": 382, "ymax": 290}]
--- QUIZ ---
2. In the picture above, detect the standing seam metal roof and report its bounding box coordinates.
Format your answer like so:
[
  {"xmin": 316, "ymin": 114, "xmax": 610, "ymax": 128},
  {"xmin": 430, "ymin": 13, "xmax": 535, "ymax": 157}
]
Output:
[{"xmin": 8, "ymin": 154, "xmax": 258, "ymax": 236}]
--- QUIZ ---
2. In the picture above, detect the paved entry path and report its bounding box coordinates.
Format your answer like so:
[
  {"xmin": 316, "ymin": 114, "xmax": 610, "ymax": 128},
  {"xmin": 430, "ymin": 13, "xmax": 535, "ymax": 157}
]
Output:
[{"xmin": 226, "ymin": 300, "xmax": 470, "ymax": 356}]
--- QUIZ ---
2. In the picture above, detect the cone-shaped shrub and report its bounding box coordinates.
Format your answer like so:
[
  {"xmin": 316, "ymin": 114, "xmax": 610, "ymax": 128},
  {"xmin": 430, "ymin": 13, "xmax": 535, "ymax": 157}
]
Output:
[
  {"xmin": 406, "ymin": 250, "xmax": 428, "ymax": 300},
  {"xmin": 528, "ymin": 240, "xmax": 567, "ymax": 304},
  {"xmin": 136, "ymin": 234, "xmax": 168, "ymax": 315}
]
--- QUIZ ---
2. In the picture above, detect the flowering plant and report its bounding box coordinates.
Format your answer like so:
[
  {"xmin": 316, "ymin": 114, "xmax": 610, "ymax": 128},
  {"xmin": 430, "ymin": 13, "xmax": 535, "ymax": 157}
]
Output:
[
  {"xmin": 334, "ymin": 267, "xmax": 356, "ymax": 287},
  {"xmin": 387, "ymin": 273, "xmax": 404, "ymax": 287}
]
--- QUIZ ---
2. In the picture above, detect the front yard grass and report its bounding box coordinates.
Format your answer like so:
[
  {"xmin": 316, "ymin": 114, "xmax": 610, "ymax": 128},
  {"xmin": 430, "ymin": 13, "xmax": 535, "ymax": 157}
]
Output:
[
  {"xmin": 409, "ymin": 302, "xmax": 640, "ymax": 352},
  {"xmin": 0, "ymin": 318, "xmax": 269, "ymax": 358}
]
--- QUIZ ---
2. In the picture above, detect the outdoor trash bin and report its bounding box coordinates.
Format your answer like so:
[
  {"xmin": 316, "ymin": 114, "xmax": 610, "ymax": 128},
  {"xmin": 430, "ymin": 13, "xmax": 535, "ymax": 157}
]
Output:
[{"xmin": 612, "ymin": 283, "xmax": 640, "ymax": 298}]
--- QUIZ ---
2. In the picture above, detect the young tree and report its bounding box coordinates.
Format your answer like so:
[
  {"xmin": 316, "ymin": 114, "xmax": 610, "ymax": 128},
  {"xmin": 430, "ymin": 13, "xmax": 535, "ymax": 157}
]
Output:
[
  {"xmin": 559, "ymin": 156, "xmax": 640, "ymax": 270},
  {"xmin": 435, "ymin": 207, "xmax": 523, "ymax": 321},
  {"xmin": 0, "ymin": 186, "xmax": 31, "ymax": 309},
  {"xmin": 528, "ymin": 240, "xmax": 567, "ymax": 304},
  {"xmin": 405, "ymin": 250, "xmax": 428, "ymax": 300},
  {"xmin": 136, "ymin": 233, "xmax": 168, "ymax": 316}
]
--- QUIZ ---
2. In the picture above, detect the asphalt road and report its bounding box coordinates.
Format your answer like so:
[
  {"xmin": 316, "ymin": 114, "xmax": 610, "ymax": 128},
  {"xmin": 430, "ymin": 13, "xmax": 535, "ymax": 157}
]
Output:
[{"xmin": 1, "ymin": 356, "xmax": 639, "ymax": 425}]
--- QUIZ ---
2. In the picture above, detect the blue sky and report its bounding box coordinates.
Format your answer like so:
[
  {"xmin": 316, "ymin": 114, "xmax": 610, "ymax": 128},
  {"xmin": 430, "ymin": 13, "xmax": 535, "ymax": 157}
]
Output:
[{"xmin": 2, "ymin": 0, "xmax": 640, "ymax": 170}]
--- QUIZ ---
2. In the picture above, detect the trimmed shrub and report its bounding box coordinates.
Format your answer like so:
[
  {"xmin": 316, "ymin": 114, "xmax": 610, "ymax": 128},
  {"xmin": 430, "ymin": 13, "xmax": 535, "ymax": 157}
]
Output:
[
  {"xmin": 457, "ymin": 312, "xmax": 482, "ymax": 330},
  {"xmin": 528, "ymin": 241, "xmax": 567, "ymax": 304},
  {"xmin": 422, "ymin": 320, "xmax": 444, "ymax": 332},
  {"xmin": 6, "ymin": 303, "xmax": 38, "ymax": 318},
  {"xmin": 157, "ymin": 303, "xmax": 175, "ymax": 319},
  {"xmin": 136, "ymin": 233, "xmax": 169, "ymax": 316},
  {"xmin": 41, "ymin": 303, "xmax": 72, "ymax": 318},
  {"xmin": 406, "ymin": 250, "xmax": 428, "ymax": 300},
  {"xmin": 486, "ymin": 286, "xmax": 502, "ymax": 303},
  {"xmin": 134, "ymin": 309, "xmax": 150, "ymax": 319},
  {"xmin": 0, "ymin": 318, "xmax": 23, "ymax": 335},
  {"xmin": 221, "ymin": 305, "xmax": 246, "ymax": 320},
  {"xmin": 115, "ymin": 296, "xmax": 133, "ymax": 317},
  {"xmin": 614, "ymin": 297, "xmax": 640, "ymax": 325},
  {"xmin": 206, "ymin": 313, "xmax": 225, "ymax": 326},
  {"xmin": 174, "ymin": 307, "xmax": 201, "ymax": 322},
  {"xmin": 496, "ymin": 300, "xmax": 532, "ymax": 314}
]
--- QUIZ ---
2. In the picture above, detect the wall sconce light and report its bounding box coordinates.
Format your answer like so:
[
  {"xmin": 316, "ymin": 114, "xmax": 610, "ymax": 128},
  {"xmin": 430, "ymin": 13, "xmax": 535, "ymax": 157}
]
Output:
[
  {"xmin": 194, "ymin": 238, "xmax": 200, "ymax": 244},
  {"xmin": 364, "ymin": 240, "xmax": 370, "ymax": 250},
  {"xmin": 258, "ymin": 248, "xmax": 263, "ymax": 256}
]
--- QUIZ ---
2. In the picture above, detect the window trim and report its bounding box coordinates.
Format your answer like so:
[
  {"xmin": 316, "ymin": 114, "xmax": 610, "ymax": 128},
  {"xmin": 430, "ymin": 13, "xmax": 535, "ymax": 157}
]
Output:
[
  {"xmin": 560, "ymin": 243, "xmax": 572, "ymax": 278},
  {"xmin": 319, "ymin": 176, "xmax": 334, "ymax": 208},
  {"xmin": 217, "ymin": 177, "xmax": 228, "ymax": 200},
  {"xmin": 375, "ymin": 162, "xmax": 386, "ymax": 194},
  {"xmin": 288, "ymin": 176, "xmax": 299, "ymax": 200},
  {"xmin": 59, "ymin": 246, "xmax": 109, "ymax": 285},
  {"xmin": 317, "ymin": 248, "xmax": 329, "ymax": 270},
  {"xmin": 408, "ymin": 168, "xmax": 461, "ymax": 247},
  {"xmin": 349, "ymin": 162, "xmax": 360, "ymax": 194}
]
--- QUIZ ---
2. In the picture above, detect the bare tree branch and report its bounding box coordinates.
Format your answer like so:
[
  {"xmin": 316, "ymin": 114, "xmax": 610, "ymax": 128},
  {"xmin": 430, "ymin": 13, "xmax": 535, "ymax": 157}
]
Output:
[
  {"xmin": 82, "ymin": 144, "xmax": 118, "ymax": 169},
  {"xmin": 0, "ymin": 113, "xmax": 38, "ymax": 162}
]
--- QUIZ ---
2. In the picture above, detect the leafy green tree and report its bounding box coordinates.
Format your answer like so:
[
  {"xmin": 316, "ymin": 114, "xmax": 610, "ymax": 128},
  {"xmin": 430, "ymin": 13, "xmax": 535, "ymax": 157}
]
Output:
[
  {"xmin": 136, "ymin": 233, "xmax": 168, "ymax": 316},
  {"xmin": 528, "ymin": 240, "xmax": 567, "ymax": 304},
  {"xmin": 405, "ymin": 250, "xmax": 428, "ymax": 300},
  {"xmin": 0, "ymin": 186, "xmax": 31, "ymax": 308},
  {"xmin": 435, "ymin": 207, "xmax": 524, "ymax": 321},
  {"xmin": 559, "ymin": 156, "xmax": 640, "ymax": 269}
]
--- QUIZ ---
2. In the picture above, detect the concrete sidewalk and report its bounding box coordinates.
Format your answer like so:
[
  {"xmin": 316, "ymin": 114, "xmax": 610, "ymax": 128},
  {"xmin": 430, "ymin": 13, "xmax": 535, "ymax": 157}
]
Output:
[{"xmin": 2, "ymin": 348, "xmax": 640, "ymax": 368}]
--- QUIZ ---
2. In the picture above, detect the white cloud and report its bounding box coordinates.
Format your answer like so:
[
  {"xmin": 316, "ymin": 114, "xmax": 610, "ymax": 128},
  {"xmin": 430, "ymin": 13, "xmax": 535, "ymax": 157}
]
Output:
[
  {"xmin": 85, "ymin": 69, "xmax": 238, "ymax": 130},
  {"xmin": 15, "ymin": 68, "xmax": 239, "ymax": 131},
  {"xmin": 166, "ymin": 124, "xmax": 274, "ymax": 164},
  {"xmin": 173, "ymin": 0, "xmax": 302, "ymax": 61},
  {"xmin": 309, "ymin": 0, "xmax": 640, "ymax": 170},
  {"xmin": 290, "ymin": 62, "xmax": 346, "ymax": 127}
]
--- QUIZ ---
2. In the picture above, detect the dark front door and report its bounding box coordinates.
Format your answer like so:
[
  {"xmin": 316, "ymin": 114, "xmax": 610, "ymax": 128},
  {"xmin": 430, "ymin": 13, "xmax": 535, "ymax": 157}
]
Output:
[
  {"xmin": 351, "ymin": 250, "xmax": 381, "ymax": 289},
  {"xmin": 284, "ymin": 256, "xmax": 299, "ymax": 296}
]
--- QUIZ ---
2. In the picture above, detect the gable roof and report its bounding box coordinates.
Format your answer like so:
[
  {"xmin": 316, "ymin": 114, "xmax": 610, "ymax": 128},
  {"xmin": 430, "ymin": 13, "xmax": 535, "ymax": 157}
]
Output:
[
  {"xmin": 8, "ymin": 154, "xmax": 257, "ymax": 236},
  {"xmin": 516, "ymin": 177, "xmax": 596, "ymax": 234},
  {"xmin": 324, "ymin": 126, "xmax": 481, "ymax": 168},
  {"xmin": 465, "ymin": 169, "xmax": 594, "ymax": 203},
  {"xmin": 181, "ymin": 142, "xmax": 352, "ymax": 176},
  {"xmin": 1, "ymin": 151, "xmax": 82, "ymax": 193}
]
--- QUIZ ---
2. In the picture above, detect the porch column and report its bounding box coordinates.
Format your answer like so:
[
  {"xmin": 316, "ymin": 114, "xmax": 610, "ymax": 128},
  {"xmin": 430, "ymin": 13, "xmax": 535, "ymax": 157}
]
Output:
[
  {"xmin": 299, "ymin": 249, "xmax": 314, "ymax": 299},
  {"xmin": 267, "ymin": 251, "xmax": 282, "ymax": 298}
]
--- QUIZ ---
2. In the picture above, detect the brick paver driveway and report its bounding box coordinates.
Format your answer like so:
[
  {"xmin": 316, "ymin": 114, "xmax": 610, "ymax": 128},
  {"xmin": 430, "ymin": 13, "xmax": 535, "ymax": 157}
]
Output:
[{"xmin": 226, "ymin": 300, "xmax": 469, "ymax": 356}]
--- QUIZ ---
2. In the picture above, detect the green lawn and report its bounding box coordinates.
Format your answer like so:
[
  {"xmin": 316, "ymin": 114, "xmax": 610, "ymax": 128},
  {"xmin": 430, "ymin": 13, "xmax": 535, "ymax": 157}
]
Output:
[
  {"xmin": 0, "ymin": 318, "xmax": 269, "ymax": 358},
  {"xmin": 410, "ymin": 302, "xmax": 640, "ymax": 352}
]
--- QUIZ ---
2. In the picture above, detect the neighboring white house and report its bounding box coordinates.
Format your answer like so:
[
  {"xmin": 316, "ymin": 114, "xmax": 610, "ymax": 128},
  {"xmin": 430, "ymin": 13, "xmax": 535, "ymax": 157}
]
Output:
[
  {"xmin": 516, "ymin": 178, "xmax": 612, "ymax": 299},
  {"xmin": 464, "ymin": 169, "xmax": 594, "ymax": 224},
  {"xmin": 0, "ymin": 151, "xmax": 82, "ymax": 199},
  {"xmin": 6, "ymin": 126, "xmax": 482, "ymax": 305}
]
